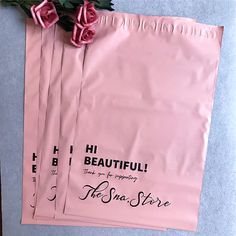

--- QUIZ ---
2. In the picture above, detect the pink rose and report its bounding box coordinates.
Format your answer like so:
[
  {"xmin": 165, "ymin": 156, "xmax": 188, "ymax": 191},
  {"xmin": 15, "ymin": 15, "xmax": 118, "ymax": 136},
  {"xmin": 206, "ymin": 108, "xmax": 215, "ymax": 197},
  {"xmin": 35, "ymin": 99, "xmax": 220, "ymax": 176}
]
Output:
[
  {"xmin": 76, "ymin": 0, "xmax": 98, "ymax": 27},
  {"xmin": 71, "ymin": 23, "xmax": 95, "ymax": 48},
  {"xmin": 31, "ymin": 0, "xmax": 59, "ymax": 29}
]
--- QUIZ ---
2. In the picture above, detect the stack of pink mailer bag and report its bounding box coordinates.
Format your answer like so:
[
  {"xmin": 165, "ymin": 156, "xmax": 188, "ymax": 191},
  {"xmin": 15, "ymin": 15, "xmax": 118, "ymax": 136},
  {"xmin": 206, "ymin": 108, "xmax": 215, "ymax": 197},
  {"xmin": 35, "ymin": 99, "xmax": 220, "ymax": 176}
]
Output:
[{"xmin": 22, "ymin": 10, "xmax": 223, "ymax": 232}]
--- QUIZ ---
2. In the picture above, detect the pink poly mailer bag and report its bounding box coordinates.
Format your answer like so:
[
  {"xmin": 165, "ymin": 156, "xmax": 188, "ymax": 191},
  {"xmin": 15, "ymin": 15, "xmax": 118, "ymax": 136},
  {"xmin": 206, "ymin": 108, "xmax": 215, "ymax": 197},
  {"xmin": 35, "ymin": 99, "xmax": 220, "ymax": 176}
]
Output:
[
  {"xmin": 56, "ymin": 14, "xmax": 198, "ymax": 223},
  {"xmin": 22, "ymin": 19, "xmax": 42, "ymax": 224},
  {"xmin": 34, "ymin": 23, "xmax": 55, "ymax": 204},
  {"xmin": 55, "ymin": 14, "xmax": 199, "ymax": 230},
  {"xmin": 34, "ymin": 24, "xmax": 65, "ymax": 218},
  {"xmin": 64, "ymin": 11, "xmax": 224, "ymax": 231}
]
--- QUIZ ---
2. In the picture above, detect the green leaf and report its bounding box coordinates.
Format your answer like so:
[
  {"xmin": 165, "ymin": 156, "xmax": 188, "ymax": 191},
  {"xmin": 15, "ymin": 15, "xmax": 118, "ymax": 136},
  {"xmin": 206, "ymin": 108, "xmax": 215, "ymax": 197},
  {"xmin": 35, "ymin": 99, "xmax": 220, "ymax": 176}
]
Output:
[
  {"xmin": 23, "ymin": 0, "xmax": 42, "ymax": 5},
  {"xmin": 0, "ymin": 0, "xmax": 20, "ymax": 6},
  {"xmin": 64, "ymin": 1, "xmax": 74, "ymax": 9},
  {"xmin": 19, "ymin": 4, "xmax": 32, "ymax": 17},
  {"xmin": 58, "ymin": 0, "xmax": 67, "ymax": 6},
  {"xmin": 68, "ymin": 0, "xmax": 83, "ymax": 4},
  {"xmin": 1, "ymin": 1, "xmax": 18, "ymax": 6},
  {"xmin": 58, "ymin": 15, "xmax": 74, "ymax": 32},
  {"xmin": 90, "ymin": 0, "xmax": 114, "ymax": 11}
]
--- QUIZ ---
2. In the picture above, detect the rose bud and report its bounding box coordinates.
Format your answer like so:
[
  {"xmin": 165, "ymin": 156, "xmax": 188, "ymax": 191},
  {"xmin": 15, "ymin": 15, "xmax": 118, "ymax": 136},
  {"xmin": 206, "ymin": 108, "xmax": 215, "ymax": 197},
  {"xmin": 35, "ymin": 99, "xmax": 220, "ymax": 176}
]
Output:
[
  {"xmin": 31, "ymin": 0, "xmax": 59, "ymax": 29},
  {"xmin": 71, "ymin": 23, "xmax": 96, "ymax": 48},
  {"xmin": 76, "ymin": 0, "xmax": 98, "ymax": 27}
]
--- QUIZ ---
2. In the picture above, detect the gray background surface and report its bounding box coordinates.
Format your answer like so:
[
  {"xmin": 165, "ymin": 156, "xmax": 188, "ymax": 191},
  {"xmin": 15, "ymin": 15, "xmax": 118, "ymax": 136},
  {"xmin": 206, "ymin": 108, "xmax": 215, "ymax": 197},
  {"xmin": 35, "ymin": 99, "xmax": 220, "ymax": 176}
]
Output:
[{"xmin": 0, "ymin": 0, "xmax": 236, "ymax": 235}]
